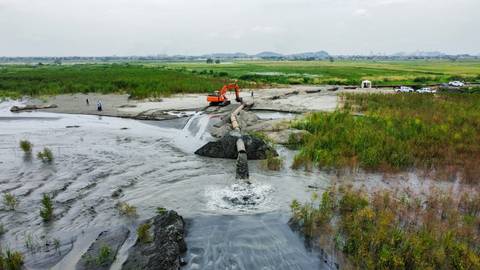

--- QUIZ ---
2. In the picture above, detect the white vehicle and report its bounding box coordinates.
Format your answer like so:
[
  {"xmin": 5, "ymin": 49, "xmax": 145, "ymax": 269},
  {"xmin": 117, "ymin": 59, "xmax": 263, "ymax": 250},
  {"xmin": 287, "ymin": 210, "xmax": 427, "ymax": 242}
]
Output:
[
  {"xmin": 417, "ymin": 87, "xmax": 436, "ymax": 93},
  {"xmin": 449, "ymin": 81, "xmax": 465, "ymax": 87},
  {"xmin": 396, "ymin": 86, "xmax": 414, "ymax": 93}
]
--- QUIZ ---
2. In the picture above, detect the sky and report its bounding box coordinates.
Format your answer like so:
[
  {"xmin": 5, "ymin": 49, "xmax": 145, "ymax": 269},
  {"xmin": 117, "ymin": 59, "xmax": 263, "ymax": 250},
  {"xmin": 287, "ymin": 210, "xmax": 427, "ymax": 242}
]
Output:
[{"xmin": 0, "ymin": 0, "xmax": 479, "ymax": 56}]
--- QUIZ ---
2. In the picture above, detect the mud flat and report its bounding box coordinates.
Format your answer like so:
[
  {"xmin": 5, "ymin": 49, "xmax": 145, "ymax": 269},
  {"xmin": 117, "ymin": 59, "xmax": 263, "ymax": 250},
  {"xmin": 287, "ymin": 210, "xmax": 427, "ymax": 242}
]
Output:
[{"xmin": 21, "ymin": 86, "xmax": 395, "ymax": 120}]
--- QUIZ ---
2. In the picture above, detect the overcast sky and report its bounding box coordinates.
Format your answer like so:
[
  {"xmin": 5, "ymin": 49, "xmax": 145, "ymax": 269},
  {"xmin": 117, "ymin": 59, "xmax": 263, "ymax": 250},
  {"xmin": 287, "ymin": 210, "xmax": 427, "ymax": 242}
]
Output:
[{"xmin": 0, "ymin": 0, "xmax": 479, "ymax": 56}]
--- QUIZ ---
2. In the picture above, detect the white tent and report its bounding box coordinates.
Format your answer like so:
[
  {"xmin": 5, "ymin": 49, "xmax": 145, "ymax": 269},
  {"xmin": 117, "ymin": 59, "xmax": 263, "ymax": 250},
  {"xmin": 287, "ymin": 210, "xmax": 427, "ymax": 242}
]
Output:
[{"xmin": 361, "ymin": 80, "xmax": 372, "ymax": 88}]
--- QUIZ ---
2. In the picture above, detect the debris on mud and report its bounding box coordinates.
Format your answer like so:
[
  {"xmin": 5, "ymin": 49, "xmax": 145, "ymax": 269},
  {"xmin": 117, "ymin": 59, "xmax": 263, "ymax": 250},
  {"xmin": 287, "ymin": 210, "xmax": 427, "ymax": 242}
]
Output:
[{"xmin": 10, "ymin": 104, "xmax": 58, "ymax": 112}]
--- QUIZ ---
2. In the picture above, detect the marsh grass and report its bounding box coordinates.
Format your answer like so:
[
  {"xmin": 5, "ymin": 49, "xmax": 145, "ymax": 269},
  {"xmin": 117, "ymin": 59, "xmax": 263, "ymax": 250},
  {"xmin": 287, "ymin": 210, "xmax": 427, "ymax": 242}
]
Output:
[
  {"xmin": 37, "ymin": 148, "xmax": 54, "ymax": 163},
  {"xmin": 117, "ymin": 202, "xmax": 137, "ymax": 218},
  {"xmin": 137, "ymin": 223, "xmax": 152, "ymax": 244},
  {"xmin": 19, "ymin": 140, "xmax": 32, "ymax": 154},
  {"xmin": 292, "ymin": 93, "xmax": 480, "ymax": 182},
  {"xmin": 261, "ymin": 152, "xmax": 284, "ymax": 171},
  {"xmin": 0, "ymin": 249, "xmax": 24, "ymax": 270},
  {"xmin": 39, "ymin": 194, "xmax": 54, "ymax": 222},
  {"xmin": 2, "ymin": 193, "xmax": 18, "ymax": 211},
  {"xmin": 291, "ymin": 186, "xmax": 480, "ymax": 269},
  {"xmin": 85, "ymin": 245, "xmax": 113, "ymax": 266}
]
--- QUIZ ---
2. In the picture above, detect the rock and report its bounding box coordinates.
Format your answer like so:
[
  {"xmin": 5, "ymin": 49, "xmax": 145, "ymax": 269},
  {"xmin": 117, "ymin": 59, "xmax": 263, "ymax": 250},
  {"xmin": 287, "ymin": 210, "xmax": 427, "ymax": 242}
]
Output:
[
  {"xmin": 10, "ymin": 104, "xmax": 58, "ymax": 112},
  {"xmin": 195, "ymin": 133, "xmax": 277, "ymax": 160},
  {"xmin": 122, "ymin": 210, "xmax": 186, "ymax": 270},
  {"xmin": 76, "ymin": 227, "xmax": 130, "ymax": 270},
  {"xmin": 236, "ymin": 110, "xmax": 260, "ymax": 130},
  {"xmin": 265, "ymin": 129, "xmax": 310, "ymax": 145}
]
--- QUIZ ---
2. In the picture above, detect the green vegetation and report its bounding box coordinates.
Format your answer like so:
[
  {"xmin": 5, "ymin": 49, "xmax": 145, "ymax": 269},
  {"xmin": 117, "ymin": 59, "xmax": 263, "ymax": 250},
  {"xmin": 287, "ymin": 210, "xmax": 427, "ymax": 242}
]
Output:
[
  {"xmin": 85, "ymin": 245, "xmax": 113, "ymax": 267},
  {"xmin": 2, "ymin": 193, "xmax": 18, "ymax": 211},
  {"xmin": 156, "ymin": 207, "xmax": 167, "ymax": 215},
  {"xmin": 40, "ymin": 194, "xmax": 54, "ymax": 222},
  {"xmin": 0, "ymin": 64, "xmax": 247, "ymax": 99},
  {"xmin": 0, "ymin": 249, "xmax": 24, "ymax": 270},
  {"xmin": 19, "ymin": 140, "xmax": 32, "ymax": 154},
  {"xmin": 117, "ymin": 202, "xmax": 137, "ymax": 218},
  {"xmin": 166, "ymin": 60, "xmax": 480, "ymax": 86},
  {"xmin": 261, "ymin": 152, "xmax": 284, "ymax": 171},
  {"xmin": 137, "ymin": 223, "xmax": 152, "ymax": 244},
  {"xmin": 0, "ymin": 250, "xmax": 23, "ymax": 270},
  {"xmin": 291, "ymin": 186, "xmax": 480, "ymax": 269},
  {"xmin": 37, "ymin": 148, "xmax": 54, "ymax": 163},
  {"xmin": 2, "ymin": 61, "xmax": 479, "ymax": 99},
  {"xmin": 292, "ymin": 93, "xmax": 480, "ymax": 182}
]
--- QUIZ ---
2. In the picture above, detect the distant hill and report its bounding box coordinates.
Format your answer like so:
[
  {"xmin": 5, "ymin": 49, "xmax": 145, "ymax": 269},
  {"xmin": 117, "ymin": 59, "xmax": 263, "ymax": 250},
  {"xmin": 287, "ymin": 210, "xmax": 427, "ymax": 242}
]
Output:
[
  {"xmin": 288, "ymin": 51, "xmax": 330, "ymax": 60},
  {"xmin": 203, "ymin": 52, "xmax": 249, "ymax": 59},
  {"xmin": 255, "ymin": 51, "xmax": 284, "ymax": 58}
]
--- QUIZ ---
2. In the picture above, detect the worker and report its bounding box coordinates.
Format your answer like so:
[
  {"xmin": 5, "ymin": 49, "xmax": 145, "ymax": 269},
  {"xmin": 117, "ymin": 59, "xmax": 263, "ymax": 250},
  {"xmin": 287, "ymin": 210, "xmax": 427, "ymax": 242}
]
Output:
[
  {"xmin": 97, "ymin": 100, "xmax": 103, "ymax": 111},
  {"xmin": 86, "ymin": 98, "xmax": 89, "ymax": 106}
]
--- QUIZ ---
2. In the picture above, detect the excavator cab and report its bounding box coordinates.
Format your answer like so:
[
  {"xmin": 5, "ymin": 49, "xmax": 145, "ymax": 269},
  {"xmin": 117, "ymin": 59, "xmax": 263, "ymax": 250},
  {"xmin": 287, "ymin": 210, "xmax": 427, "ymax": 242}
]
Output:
[{"xmin": 207, "ymin": 84, "xmax": 243, "ymax": 106}]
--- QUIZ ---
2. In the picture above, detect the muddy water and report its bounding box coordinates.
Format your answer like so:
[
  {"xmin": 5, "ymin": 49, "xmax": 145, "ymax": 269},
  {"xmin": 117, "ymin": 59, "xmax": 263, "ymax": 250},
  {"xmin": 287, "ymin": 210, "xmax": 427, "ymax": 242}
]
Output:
[{"xmin": 0, "ymin": 101, "xmax": 333, "ymax": 269}]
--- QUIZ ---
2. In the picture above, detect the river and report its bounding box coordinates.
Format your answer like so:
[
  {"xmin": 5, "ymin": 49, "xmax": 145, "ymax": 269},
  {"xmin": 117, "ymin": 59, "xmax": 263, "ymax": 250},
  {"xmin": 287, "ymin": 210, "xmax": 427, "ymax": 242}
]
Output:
[{"xmin": 0, "ymin": 101, "xmax": 335, "ymax": 269}]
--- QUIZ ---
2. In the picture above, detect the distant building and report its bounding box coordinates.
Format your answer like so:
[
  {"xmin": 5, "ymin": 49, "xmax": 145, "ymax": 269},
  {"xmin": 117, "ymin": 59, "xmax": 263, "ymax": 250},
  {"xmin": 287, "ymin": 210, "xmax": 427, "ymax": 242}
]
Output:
[{"xmin": 361, "ymin": 80, "xmax": 372, "ymax": 88}]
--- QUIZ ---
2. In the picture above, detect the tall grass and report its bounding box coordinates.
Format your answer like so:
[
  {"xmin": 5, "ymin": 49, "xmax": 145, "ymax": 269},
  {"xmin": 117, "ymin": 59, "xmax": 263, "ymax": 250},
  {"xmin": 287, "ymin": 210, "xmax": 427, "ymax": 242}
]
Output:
[
  {"xmin": 291, "ymin": 185, "xmax": 480, "ymax": 269},
  {"xmin": 292, "ymin": 93, "xmax": 480, "ymax": 182},
  {"xmin": 0, "ymin": 64, "xmax": 254, "ymax": 99}
]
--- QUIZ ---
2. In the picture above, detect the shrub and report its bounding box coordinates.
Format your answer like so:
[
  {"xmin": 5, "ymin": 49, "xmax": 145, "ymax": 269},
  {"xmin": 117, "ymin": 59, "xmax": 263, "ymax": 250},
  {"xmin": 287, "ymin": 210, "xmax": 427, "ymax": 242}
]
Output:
[
  {"xmin": 19, "ymin": 140, "xmax": 32, "ymax": 154},
  {"xmin": 1, "ymin": 249, "xmax": 24, "ymax": 270},
  {"xmin": 117, "ymin": 202, "xmax": 137, "ymax": 218},
  {"xmin": 37, "ymin": 148, "xmax": 54, "ymax": 163},
  {"xmin": 40, "ymin": 194, "xmax": 54, "ymax": 222},
  {"xmin": 137, "ymin": 223, "xmax": 152, "ymax": 244},
  {"xmin": 3, "ymin": 193, "xmax": 18, "ymax": 211}
]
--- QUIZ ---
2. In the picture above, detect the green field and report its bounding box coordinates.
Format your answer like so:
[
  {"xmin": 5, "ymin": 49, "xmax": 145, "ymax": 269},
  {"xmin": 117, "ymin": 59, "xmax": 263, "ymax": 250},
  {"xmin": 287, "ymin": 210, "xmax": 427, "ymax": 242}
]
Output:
[
  {"xmin": 165, "ymin": 60, "xmax": 480, "ymax": 86},
  {"xmin": 291, "ymin": 93, "xmax": 480, "ymax": 183},
  {"xmin": 1, "ymin": 60, "xmax": 479, "ymax": 99},
  {"xmin": 0, "ymin": 64, "xmax": 241, "ymax": 99}
]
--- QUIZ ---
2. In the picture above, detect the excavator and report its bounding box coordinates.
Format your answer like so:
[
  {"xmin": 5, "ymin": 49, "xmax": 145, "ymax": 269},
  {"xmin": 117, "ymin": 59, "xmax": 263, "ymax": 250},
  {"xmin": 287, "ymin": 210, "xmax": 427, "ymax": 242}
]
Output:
[{"xmin": 207, "ymin": 84, "xmax": 243, "ymax": 106}]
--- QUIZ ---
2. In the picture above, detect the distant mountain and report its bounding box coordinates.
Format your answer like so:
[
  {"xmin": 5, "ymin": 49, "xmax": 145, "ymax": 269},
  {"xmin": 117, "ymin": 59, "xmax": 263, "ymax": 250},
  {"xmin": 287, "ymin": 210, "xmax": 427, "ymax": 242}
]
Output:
[
  {"xmin": 255, "ymin": 51, "xmax": 284, "ymax": 58},
  {"xmin": 288, "ymin": 51, "xmax": 330, "ymax": 60},
  {"xmin": 203, "ymin": 52, "xmax": 249, "ymax": 58}
]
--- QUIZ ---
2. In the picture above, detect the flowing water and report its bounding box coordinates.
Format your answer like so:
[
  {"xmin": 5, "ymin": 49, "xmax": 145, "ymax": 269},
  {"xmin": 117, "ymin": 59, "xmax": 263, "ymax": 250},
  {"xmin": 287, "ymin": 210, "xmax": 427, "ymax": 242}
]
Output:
[{"xmin": 0, "ymin": 101, "xmax": 337, "ymax": 269}]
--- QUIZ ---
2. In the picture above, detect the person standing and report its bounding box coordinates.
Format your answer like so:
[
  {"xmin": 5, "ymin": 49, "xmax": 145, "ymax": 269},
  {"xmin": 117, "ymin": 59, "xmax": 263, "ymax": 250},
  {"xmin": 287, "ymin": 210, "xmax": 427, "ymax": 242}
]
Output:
[
  {"xmin": 86, "ymin": 98, "xmax": 89, "ymax": 106},
  {"xmin": 97, "ymin": 100, "xmax": 103, "ymax": 111}
]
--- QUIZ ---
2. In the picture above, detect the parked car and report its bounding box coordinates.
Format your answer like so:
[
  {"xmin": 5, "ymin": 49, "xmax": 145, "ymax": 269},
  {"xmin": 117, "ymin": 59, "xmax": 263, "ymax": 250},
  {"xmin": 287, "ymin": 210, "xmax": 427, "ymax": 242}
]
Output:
[
  {"xmin": 396, "ymin": 86, "xmax": 414, "ymax": 93},
  {"xmin": 417, "ymin": 87, "xmax": 436, "ymax": 93},
  {"xmin": 449, "ymin": 81, "xmax": 465, "ymax": 87}
]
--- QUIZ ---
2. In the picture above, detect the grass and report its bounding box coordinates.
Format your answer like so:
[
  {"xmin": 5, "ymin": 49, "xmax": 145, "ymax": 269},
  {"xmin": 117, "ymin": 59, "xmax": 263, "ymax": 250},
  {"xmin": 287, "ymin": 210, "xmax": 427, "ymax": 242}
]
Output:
[
  {"xmin": 0, "ymin": 64, "xmax": 253, "ymax": 99},
  {"xmin": 165, "ymin": 60, "xmax": 480, "ymax": 86},
  {"xmin": 137, "ymin": 223, "xmax": 152, "ymax": 244},
  {"xmin": 1, "ymin": 61, "xmax": 479, "ymax": 100},
  {"xmin": 2, "ymin": 193, "xmax": 18, "ymax": 211},
  {"xmin": 19, "ymin": 140, "xmax": 32, "ymax": 154},
  {"xmin": 0, "ymin": 249, "xmax": 24, "ymax": 270},
  {"xmin": 292, "ymin": 93, "xmax": 480, "ymax": 182},
  {"xmin": 261, "ymin": 151, "xmax": 284, "ymax": 171},
  {"xmin": 37, "ymin": 148, "xmax": 54, "ymax": 163},
  {"xmin": 117, "ymin": 202, "xmax": 137, "ymax": 218},
  {"xmin": 85, "ymin": 245, "xmax": 113, "ymax": 267},
  {"xmin": 39, "ymin": 194, "xmax": 54, "ymax": 222},
  {"xmin": 291, "ymin": 185, "xmax": 480, "ymax": 269}
]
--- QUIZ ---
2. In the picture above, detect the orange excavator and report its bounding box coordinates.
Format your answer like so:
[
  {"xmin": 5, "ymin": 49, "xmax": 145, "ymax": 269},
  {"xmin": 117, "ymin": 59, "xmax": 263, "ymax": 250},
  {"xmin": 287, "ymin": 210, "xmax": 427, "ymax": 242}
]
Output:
[{"xmin": 207, "ymin": 84, "xmax": 243, "ymax": 106}]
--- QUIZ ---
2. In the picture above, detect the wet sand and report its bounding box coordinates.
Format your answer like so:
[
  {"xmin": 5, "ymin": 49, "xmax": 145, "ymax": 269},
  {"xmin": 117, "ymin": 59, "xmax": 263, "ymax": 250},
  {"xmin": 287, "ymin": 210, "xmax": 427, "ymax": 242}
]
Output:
[{"xmin": 24, "ymin": 86, "xmax": 395, "ymax": 119}]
